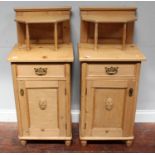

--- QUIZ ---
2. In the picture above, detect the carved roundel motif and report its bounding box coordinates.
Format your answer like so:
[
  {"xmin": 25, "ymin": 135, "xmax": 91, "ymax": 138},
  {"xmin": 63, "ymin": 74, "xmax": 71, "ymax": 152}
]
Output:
[{"xmin": 105, "ymin": 97, "xmax": 113, "ymax": 111}]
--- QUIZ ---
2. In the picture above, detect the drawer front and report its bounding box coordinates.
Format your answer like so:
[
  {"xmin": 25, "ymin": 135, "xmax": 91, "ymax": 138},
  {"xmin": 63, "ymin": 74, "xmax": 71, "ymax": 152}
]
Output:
[
  {"xmin": 87, "ymin": 63, "xmax": 136, "ymax": 77},
  {"xmin": 17, "ymin": 64, "xmax": 65, "ymax": 78}
]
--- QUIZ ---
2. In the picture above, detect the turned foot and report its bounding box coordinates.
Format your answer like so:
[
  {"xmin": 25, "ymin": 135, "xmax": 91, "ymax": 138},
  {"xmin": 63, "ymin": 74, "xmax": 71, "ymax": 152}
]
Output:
[
  {"xmin": 81, "ymin": 140, "xmax": 87, "ymax": 146},
  {"xmin": 20, "ymin": 140, "xmax": 27, "ymax": 146},
  {"xmin": 126, "ymin": 140, "xmax": 133, "ymax": 147},
  {"xmin": 65, "ymin": 140, "xmax": 71, "ymax": 146}
]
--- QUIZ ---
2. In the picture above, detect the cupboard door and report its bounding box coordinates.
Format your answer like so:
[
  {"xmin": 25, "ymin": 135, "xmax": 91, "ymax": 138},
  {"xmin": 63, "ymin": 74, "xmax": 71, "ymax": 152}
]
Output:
[
  {"xmin": 18, "ymin": 80, "xmax": 66, "ymax": 137},
  {"xmin": 85, "ymin": 80, "xmax": 135, "ymax": 138}
]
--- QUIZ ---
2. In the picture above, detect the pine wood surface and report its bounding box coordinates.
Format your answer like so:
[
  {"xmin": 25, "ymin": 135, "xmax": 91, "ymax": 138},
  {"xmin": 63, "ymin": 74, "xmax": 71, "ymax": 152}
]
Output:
[
  {"xmin": 15, "ymin": 7, "xmax": 71, "ymax": 12},
  {"xmin": 15, "ymin": 7, "xmax": 70, "ymax": 24},
  {"xmin": 15, "ymin": 7, "xmax": 71, "ymax": 51},
  {"xmin": 9, "ymin": 7, "xmax": 73, "ymax": 145},
  {"xmin": 80, "ymin": 7, "xmax": 137, "ymax": 50},
  {"xmin": 0, "ymin": 123, "xmax": 154, "ymax": 153},
  {"xmin": 79, "ymin": 61, "xmax": 141, "ymax": 144},
  {"xmin": 11, "ymin": 63, "xmax": 72, "ymax": 143},
  {"xmin": 81, "ymin": 14, "xmax": 136, "ymax": 23},
  {"xmin": 8, "ymin": 44, "xmax": 73, "ymax": 62},
  {"xmin": 79, "ymin": 8, "xmax": 145, "ymax": 144},
  {"xmin": 87, "ymin": 63, "xmax": 136, "ymax": 77},
  {"xmin": 16, "ymin": 64, "xmax": 65, "ymax": 78},
  {"xmin": 16, "ymin": 15, "xmax": 69, "ymax": 24},
  {"xmin": 78, "ymin": 44, "xmax": 145, "ymax": 62},
  {"xmin": 80, "ymin": 7, "xmax": 137, "ymax": 11}
]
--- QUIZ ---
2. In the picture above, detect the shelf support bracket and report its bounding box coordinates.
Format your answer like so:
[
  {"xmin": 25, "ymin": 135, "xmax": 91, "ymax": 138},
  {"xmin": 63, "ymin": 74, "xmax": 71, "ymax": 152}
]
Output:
[
  {"xmin": 122, "ymin": 23, "xmax": 127, "ymax": 50},
  {"xmin": 54, "ymin": 22, "xmax": 58, "ymax": 51},
  {"xmin": 26, "ymin": 23, "xmax": 30, "ymax": 50},
  {"xmin": 94, "ymin": 22, "xmax": 98, "ymax": 50}
]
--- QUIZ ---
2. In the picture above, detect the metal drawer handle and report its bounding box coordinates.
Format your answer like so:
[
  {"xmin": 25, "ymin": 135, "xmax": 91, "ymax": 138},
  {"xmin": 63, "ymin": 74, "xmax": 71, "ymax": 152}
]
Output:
[
  {"xmin": 105, "ymin": 66, "xmax": 119, "ymax": 75},
  {"xmin": 34, "ymin": 67, "xmax": 47, "ymax": 76}
]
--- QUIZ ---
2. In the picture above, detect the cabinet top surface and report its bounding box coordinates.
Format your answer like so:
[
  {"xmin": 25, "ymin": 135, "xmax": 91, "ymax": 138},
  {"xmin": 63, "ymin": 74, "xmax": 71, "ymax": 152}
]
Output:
[
  {"xmin": 8, "ymin": 44, "xmax": 74, "ymax": 62},
  {"xmin": 78, "ymin": 44, "xmax": 146, "ymax": 62}
]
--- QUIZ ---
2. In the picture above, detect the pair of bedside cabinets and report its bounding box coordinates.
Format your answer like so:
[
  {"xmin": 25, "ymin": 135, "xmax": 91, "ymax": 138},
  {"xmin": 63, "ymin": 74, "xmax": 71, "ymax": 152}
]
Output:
[{"xmin": 8, "ymin": 7, "xmax": 146, "ymax": 146}]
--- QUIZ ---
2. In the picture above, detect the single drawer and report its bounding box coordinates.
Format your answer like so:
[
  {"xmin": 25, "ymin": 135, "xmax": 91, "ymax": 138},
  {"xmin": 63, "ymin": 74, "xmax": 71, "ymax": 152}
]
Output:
[
  {"xmin": 16, "ymin": 64, "xmax": 65, "ymax": 78},
  {"xmin": 87, "ymin": 63, "xmax": 136, "ymax": 77}
]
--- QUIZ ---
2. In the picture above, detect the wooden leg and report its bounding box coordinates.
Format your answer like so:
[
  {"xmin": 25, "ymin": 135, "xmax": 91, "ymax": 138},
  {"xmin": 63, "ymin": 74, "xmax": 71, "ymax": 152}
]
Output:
[
  {"xmin": 126, "ymin": 140, "xmax": 133, "ymax": 147},
  {"xmin": 65, "ymin": 140, "xmax": 71, "ymax": 146},
  {"xmin": 20, "ymin": 140, "xmax": 27, "ymax": 146},
  {"xmin": 81, "ymin": 140, "xmax": 87, "ymax": 146}
]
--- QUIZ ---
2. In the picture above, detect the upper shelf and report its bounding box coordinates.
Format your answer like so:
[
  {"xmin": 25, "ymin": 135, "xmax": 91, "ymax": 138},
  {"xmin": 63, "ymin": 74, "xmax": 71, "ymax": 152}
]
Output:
[
  {"xmin": 81, "ymin": 14, "xmax": 136, "ymax": 23},
  {"xmin": 81, "ymin": 7, "xmax": 137, "ymax": 23},
  {"xmin": 15, "ymin": 7, "xmax": 71, "ymax": 24},
  {"xmin": 80, "ymin": 7, "xmax": 137, "ymax": 50},
  {"xmin": 15, "ymin": 7, "xmax": 71, "ymax": 51},
  {"xmin": 16, "ymin": 14, "xmax": 70, "ymax": 24}
]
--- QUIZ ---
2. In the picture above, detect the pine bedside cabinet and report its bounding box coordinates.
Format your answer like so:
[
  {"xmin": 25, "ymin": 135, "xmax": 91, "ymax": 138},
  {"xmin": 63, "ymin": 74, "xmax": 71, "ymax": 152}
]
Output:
[
  {"xmin": 79, "ymin": 7, "xmax": 146, "ymax": 146},
  {"xmin": 8, "ymin": 7, "xmax": 73, "ymax": 146}
]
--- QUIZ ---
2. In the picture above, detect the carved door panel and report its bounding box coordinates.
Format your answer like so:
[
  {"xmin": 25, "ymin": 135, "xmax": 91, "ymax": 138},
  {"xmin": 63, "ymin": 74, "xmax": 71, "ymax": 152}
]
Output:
[
  {"xmin": 18, "ymin": 80, "xmax": 66, "ymax": 137},
  {"xmin": 85, "ymin": 80, "xmax": 135, "ymax": 137}
]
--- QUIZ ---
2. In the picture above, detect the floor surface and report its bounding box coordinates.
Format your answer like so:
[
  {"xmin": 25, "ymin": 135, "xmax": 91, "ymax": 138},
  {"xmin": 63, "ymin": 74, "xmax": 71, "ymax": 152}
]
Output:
[{"xmin": 0, "ymin": 123, "xmax": 155, "ymax": 153}]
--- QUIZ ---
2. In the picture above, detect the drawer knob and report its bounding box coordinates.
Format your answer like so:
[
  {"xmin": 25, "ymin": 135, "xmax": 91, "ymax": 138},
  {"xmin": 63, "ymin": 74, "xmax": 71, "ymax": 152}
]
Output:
[
  {"xmin": 105, "ymin": 66, "xmax": 119, "ymax": 75},
  {"xmin": 39, "ymin": 99, "xmax": 47, "ymax": 110},
  {"xmin": 34, "ymin": 67, "xmax": 47, "ymax": 76},
  {"xmin": 20, "ymin": 89, "xmax": 24, "ymax": 96},
  {"xmin": 129, "ymin": 88, "xmax": 134, "ymax": 97}
]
